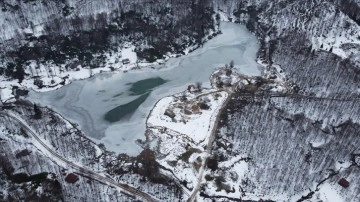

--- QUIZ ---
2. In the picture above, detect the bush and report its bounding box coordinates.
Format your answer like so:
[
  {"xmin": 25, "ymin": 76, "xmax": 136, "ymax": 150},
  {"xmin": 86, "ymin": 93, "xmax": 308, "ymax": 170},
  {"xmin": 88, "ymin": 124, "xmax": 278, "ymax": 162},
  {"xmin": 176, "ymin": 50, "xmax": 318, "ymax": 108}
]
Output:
[
  {"xmin": 207, "ymin": 158, "xmax": 218, "ymax": 171},
  {"xmin": 33, "ymin": 104, "xmax": 42, "ymax": 119}
]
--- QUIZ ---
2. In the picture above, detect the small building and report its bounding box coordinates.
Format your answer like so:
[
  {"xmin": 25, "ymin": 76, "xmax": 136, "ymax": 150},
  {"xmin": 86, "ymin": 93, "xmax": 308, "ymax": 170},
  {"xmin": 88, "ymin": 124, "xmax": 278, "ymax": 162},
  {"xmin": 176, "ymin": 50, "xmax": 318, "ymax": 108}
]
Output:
[
  {"xmin": 65, "ymin": 173, "xmax": 79, "ymax": 184},
  {"xmin": 338, "ymin": 178, "xmax": 350, "ymax": 188},
  {"xmin": 122, "ymin": 58, "xmax": 131, "ymax": 65},
  {"xmin": 164, "ymin": 109, "xmax": 175, "ymax": 119}
]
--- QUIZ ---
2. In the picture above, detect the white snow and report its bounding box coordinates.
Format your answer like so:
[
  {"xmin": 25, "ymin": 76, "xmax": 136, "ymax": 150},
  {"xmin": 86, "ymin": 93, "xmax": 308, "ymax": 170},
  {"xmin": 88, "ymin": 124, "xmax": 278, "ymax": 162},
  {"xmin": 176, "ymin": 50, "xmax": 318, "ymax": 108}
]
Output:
[
  {"xmin": 335, "ymin": 161, "xmax": 352, "ymax": 171},
  {"xmin": 94, "ymin": 144, "xmax": 103, "ymax": 158},
  {"xmin": 121, "ymin": 45, "xmax": 138, "ymax": 64},
  {"xmin": 313, "ymin": 183, "xmax": 344, "ymax": 202},
  {"xmin": 147, "ymin": 90, "xmax": 228, "ymax": 144},
  {"xmin": 217, "ymin": 10, "xmax": 237, "ymax": 23},
  {"xmin": 201, "ymin": 155, "xmax": 250, "ymax": 198},
  {"xmin": 0, "ymin": 43, "xmax": 140, "ymax": 103},
  {"xmin": 0, "ymin": 86, "xmax": 14, "ymax": 102},
  {"xmin": 270, "ymin": 84, "xmax": 285, "ymax": 92},
  {"xmin": 148, "ymin": 126, "xmax": 204, "ymax": 189}
]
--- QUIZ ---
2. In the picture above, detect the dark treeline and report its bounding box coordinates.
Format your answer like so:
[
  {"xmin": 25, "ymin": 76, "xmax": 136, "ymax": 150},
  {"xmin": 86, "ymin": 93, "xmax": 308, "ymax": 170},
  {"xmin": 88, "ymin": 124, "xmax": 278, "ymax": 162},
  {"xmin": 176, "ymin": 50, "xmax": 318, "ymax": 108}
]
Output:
[{"xmin": 0, "ymin": 0, "xmax": 216, "ymax": 82}]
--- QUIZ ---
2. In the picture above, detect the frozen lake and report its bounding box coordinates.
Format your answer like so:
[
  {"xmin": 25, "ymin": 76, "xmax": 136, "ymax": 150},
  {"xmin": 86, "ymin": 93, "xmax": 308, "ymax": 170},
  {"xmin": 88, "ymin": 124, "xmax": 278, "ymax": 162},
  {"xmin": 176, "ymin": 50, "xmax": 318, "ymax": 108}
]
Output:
[{"xmin": 28, "ymin": 22, "xmax": 260, "ymax": 156}]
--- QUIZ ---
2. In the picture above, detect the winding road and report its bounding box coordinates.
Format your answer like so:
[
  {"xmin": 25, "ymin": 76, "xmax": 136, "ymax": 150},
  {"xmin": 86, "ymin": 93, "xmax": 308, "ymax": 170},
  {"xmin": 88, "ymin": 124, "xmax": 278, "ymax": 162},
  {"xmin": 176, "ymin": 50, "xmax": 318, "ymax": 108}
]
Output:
[
  {"xmin": 0, "ymin": 110, "xmax": 157, "ymax": 202},
  {"xmin": 187, "ymin": 89, "xmax": 233, "ymax": 202}
]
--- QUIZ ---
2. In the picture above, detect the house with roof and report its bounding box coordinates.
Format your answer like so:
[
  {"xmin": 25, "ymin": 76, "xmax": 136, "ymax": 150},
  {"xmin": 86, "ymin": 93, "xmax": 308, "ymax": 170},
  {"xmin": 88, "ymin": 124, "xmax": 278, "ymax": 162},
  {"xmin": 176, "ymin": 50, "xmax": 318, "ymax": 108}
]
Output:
[
  {"xmin": 65, "ymin": 173, "xmax": 79, "ymax": 184},
  {"xmin": 122, "ymin": 58, "xmax": 131, "ymax": 65}
]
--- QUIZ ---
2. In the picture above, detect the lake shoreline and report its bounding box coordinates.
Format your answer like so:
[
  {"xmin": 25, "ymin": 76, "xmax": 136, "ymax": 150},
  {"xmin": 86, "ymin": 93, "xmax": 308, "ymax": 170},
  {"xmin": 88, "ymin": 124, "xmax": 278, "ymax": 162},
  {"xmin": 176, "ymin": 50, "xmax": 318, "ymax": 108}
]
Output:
[
  {"xmin": 0, "ymin": 29, "xmax": 222, "ymax": 104},
  {"xmin": 26, "ymin": 22, "xmax": 260, "ymax": 156}
]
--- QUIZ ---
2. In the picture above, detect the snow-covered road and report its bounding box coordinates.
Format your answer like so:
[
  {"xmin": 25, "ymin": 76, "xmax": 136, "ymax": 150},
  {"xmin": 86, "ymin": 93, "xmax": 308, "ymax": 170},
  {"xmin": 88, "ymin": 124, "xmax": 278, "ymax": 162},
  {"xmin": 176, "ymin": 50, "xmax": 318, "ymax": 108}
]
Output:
[{"xmin": 0, "ymin": 110, "xmax": 157, "ymax": 202}]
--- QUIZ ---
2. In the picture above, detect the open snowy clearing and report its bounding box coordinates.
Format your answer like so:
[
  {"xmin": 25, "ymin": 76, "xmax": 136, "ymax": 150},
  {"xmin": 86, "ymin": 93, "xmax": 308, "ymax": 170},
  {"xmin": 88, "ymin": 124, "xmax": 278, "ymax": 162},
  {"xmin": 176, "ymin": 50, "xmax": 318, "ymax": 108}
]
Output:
[
  {"xmin": 147, "ymin": 89, "xmax": 228, "ymax": 144},
  {"xmin": 146, "ymin": 88, "xmax": 229, "ymax": 191}
]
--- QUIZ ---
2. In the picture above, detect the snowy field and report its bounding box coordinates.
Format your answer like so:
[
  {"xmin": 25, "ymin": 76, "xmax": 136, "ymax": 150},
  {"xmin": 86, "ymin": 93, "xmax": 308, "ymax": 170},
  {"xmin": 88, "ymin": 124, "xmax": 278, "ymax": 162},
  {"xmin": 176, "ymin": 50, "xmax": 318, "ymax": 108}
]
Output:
[
  {"xmin": 145, "ymin": 88, "xmax": 228, "ymax": 191},
  {"xmin": 27, "ymin": 22, "xmax": 260, "ymax": 155},
  {"xmin": 148, "ymin": 90, "xmax": 228, "ymax": 144}
]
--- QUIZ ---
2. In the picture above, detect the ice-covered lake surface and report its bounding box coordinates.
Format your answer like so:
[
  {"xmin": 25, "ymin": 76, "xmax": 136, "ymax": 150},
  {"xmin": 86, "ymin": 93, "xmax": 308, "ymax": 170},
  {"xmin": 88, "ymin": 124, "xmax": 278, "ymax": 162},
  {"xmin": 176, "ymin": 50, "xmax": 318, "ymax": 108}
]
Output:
[{"xmin": 28, "ymin": 22, "xmax": 260, "ymax": 156}]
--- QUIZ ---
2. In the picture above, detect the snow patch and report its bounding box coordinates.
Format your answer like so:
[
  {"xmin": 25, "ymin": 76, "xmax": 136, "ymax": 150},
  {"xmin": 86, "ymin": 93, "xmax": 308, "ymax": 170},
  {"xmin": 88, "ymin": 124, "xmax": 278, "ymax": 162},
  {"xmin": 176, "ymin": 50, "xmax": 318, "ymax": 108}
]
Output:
[
  {"xmin": 314, "ymin": 183, "xmax": 344, "ymax": 202},
  {"xmin": 121, "ymin": 45, "xmax": 138, "ymax": 64}
]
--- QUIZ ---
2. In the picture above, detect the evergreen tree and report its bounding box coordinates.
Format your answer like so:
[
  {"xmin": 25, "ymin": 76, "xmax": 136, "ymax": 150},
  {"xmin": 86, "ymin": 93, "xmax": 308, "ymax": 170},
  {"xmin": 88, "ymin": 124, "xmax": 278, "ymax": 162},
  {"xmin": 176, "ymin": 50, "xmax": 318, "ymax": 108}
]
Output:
[
  {"xmin": 33, "ymin": 104, "xmax": 42, "ymax": 119},
  {"xmin": 229, "ymin": 60, "xmax": 234, "ymax": 68}
]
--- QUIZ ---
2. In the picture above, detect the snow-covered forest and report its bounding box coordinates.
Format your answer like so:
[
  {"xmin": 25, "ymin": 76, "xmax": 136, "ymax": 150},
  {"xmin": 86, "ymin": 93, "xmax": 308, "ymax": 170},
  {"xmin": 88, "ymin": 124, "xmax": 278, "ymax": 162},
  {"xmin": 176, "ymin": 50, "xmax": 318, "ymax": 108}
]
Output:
[
  {"xmin": 0, "ymin": 104, "xmax": 183, "ymax": 201},
  {"xmin": 1, "ymin": 0, "xmax": 360, "ymax": 201}
]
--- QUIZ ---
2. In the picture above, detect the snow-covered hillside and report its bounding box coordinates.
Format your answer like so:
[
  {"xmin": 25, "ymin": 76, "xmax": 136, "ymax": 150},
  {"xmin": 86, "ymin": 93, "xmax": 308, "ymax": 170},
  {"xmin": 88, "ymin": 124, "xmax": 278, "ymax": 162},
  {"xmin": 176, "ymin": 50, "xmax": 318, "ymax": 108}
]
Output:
[
  {"xmin": 1, "ymin": 0, "xmax": 360, "ymax": 201},
  {"xmin": 203, "ymin": 1, "xmax": 360, "ymax": 201},
  {"xmin": 215, "ymin": 0, "xmax": 360, "ymax": 97},
  {"xmin": 0, "ymin": 104, "xmax": 183, "ymax": 201},
  {"xmin": 206, "ymin": 90, "xmax": 360, "ymax": 201},
  {"xmin": 0, "ymin": 0, "xmax": 220, "ymax": 103}
]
